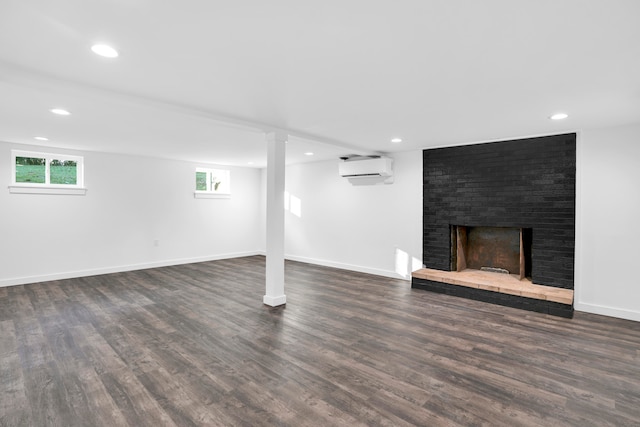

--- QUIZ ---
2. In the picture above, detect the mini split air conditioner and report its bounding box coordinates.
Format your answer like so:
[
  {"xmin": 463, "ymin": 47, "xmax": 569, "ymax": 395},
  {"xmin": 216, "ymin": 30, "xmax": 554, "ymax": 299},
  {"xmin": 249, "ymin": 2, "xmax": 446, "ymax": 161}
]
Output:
[{"xmin": 338, "ymin": 156, "xmax": 393, "ymax": 185}]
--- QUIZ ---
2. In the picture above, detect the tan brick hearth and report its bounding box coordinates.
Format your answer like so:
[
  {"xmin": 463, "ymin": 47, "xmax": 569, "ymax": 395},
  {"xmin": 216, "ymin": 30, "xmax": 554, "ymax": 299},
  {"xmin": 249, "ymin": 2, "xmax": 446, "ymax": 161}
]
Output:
[{"xmin": 412, "ymin": 268, "xmax": 574, "ymax": 305}]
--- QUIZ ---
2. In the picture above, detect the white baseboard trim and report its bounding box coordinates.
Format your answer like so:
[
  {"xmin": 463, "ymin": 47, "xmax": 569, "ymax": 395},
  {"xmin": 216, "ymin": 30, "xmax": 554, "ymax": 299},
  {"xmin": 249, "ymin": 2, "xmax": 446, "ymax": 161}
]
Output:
[
  {"xmin": 0, "ymin": 251, "xmax": 263, "ymax": 288},
  {"xmin": 13, "ymin": 252, "xmax": 636, "ymax": 322},
  {"xmin": 284, "ymin": 254, "xmax": 409, "ymax": 281},
  {"xmin": 575, "ymin": 302, "xmax": 640, "ymax": 323}
]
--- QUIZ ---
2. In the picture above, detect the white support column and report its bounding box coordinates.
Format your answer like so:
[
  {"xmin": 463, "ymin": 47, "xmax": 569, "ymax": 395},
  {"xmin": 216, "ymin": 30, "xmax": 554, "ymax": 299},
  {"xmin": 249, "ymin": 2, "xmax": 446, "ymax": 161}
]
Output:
[{"xmin": 263, "ymin": 131, "xmax": 287, "ymax": 307}]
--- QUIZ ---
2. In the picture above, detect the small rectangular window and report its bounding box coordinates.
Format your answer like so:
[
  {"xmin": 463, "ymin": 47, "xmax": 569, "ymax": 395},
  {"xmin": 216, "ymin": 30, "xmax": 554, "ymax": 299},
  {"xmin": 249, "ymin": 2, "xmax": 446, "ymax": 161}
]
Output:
[
  {"xmin": 194, "ymin": 167, "xmax": 231, "ymax": 198},
  {"xmin": 15, "ymin": 156, "xmax": 46, "ymax": 184},
  {"xmin": 49, "ymin": 159, "xmax": 78, "ymax": 185},
  {"xmin": 10, "ymin": 150, "xmax": 86, "ymax": 195},
  {"xmin": 195, "ymin": 171, "xmax": 208, "ymax": 191}
]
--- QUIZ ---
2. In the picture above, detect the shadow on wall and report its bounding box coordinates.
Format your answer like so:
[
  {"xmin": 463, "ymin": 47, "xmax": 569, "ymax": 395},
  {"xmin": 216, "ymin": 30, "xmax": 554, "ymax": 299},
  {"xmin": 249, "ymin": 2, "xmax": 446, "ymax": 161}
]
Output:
[{"xmin": 395, "ymin": 248, "xmax": 423, "ymax": 279}]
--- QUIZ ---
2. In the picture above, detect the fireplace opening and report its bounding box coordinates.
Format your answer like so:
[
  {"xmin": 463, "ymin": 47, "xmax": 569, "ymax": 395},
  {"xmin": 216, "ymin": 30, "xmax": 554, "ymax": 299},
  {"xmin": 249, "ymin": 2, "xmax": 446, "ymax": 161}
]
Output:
[{"xmin": 451, "ymin": 225, "xmax": 532, "ymax": 279}]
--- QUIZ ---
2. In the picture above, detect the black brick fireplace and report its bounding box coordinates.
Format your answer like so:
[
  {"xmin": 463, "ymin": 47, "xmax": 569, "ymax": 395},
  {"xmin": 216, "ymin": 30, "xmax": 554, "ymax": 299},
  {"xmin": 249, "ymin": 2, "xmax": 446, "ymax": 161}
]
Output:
[{"xmin": 413, "ymin": 133, "xmax": 576, "ymax": 317}]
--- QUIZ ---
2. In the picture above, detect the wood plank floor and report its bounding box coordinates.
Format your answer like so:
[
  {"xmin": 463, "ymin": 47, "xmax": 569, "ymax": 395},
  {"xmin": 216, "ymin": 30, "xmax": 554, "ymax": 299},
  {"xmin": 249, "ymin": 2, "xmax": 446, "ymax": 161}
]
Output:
[{"xmin": 1, "ymin": 256, "xmax": 639, "ymax": 426}]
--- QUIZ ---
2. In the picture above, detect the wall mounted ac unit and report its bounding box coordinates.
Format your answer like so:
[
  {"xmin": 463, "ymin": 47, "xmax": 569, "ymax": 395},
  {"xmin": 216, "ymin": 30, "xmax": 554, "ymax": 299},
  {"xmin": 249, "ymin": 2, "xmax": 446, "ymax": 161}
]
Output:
[{"xmin": 338, "ymin": 156, "xmax": 393, "ymax": 185}]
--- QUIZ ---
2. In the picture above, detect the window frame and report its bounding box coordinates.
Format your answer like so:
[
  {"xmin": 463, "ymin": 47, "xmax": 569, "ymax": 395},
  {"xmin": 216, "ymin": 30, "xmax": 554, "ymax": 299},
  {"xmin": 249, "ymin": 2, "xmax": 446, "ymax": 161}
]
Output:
[
  {"xmin": 194, "ymin": 167, "xmax": 231, "ymax": 199},
  {"xmin": 9, "ymin": 149, "xmax": 87, "ymax": 195}
]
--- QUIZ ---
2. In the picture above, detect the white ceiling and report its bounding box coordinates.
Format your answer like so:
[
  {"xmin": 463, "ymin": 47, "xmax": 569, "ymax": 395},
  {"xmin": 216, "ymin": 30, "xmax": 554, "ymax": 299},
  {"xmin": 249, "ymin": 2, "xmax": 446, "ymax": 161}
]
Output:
[{"xmin": 1, "ymin": 0, "xmax": 639, "ymax": 167}]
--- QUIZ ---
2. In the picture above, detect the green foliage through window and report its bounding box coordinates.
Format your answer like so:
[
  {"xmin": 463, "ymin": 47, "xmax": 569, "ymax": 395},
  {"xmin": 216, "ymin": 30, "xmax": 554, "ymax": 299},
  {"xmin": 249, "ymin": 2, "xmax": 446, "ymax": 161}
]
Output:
[
  {"xmin": 50, "ymin": 160, "xmax": 77, "ymax": 185},
  {"xmin": 15, "ymin": 157, "xmax": 45, "ymax": 183},
  {"xmin": 196, "ymin": 171, "xmax": 207, "ymax": 191}
]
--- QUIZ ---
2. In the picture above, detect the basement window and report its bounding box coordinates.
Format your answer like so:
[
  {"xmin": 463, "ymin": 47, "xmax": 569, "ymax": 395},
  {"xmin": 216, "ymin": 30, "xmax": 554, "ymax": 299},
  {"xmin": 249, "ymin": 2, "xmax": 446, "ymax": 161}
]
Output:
[
  {"xmin": 9, "ymin": 150, "xmax": 87, "ymax": 195},
  {"xmin": 194, "ymin": 167, "xmax": 231, "ymax": 198}
]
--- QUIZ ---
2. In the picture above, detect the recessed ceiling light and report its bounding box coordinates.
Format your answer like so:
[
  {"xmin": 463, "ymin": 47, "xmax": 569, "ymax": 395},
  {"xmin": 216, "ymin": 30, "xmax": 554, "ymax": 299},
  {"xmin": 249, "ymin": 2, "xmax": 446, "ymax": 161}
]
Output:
[
  {"xmin": 391, "ymin": 138, "xmax": 402, "ymax": 143},
  {"xmin": 550, "ymin": 113, "xmax": 568, "ymax": 120},
  {"xmin": 304, "ymin": 152, "xmax": 314, "ymax": 156},
  {"xmin": 50, "ymin": 108, "xmax": 71, "ymax": 116},
  {"xmin": 91, "ymin": 44, "xmax": 119, "ymax": 58},
  {"xmin": 34, "ymin": 136, "xmax": 49, "ymax": 141}
]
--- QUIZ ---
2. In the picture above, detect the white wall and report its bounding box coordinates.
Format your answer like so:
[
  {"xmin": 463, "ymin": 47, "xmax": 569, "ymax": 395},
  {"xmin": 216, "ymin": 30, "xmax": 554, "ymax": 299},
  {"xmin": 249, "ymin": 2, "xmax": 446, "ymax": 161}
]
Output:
[
  {"xmin": 576, "ymin": 123, "xmax": 640, "ymax": 321},
  {"xmin": 0, "ymin": 142, "xmax": 263, "ymax": 287},
  {"xmin": 5, "ymin": 124, "xmax": 640, "ymax": 322},
  {"xmin": 283, "ymin": 151, "xmax": 423, "ymax": 279},
  {"xmin": 278, "ymin": 129, "xmax": 640, "ymax": 323}
]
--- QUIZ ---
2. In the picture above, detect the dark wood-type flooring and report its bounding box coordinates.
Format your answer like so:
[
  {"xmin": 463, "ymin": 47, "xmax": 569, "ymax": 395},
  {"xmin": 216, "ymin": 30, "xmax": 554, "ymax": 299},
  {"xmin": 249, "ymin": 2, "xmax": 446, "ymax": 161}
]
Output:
[{"xmin": 1, "ymin": 256, "xmax": 639, "ymax": 426}]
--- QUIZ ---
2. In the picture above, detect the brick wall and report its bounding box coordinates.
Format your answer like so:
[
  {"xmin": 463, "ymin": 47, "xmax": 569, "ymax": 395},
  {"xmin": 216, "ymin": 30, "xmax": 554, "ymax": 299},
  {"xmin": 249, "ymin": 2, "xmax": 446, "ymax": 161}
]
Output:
[{"xmin": 423, "ymin": 133, "xmax": 576, "ymax": 289}]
